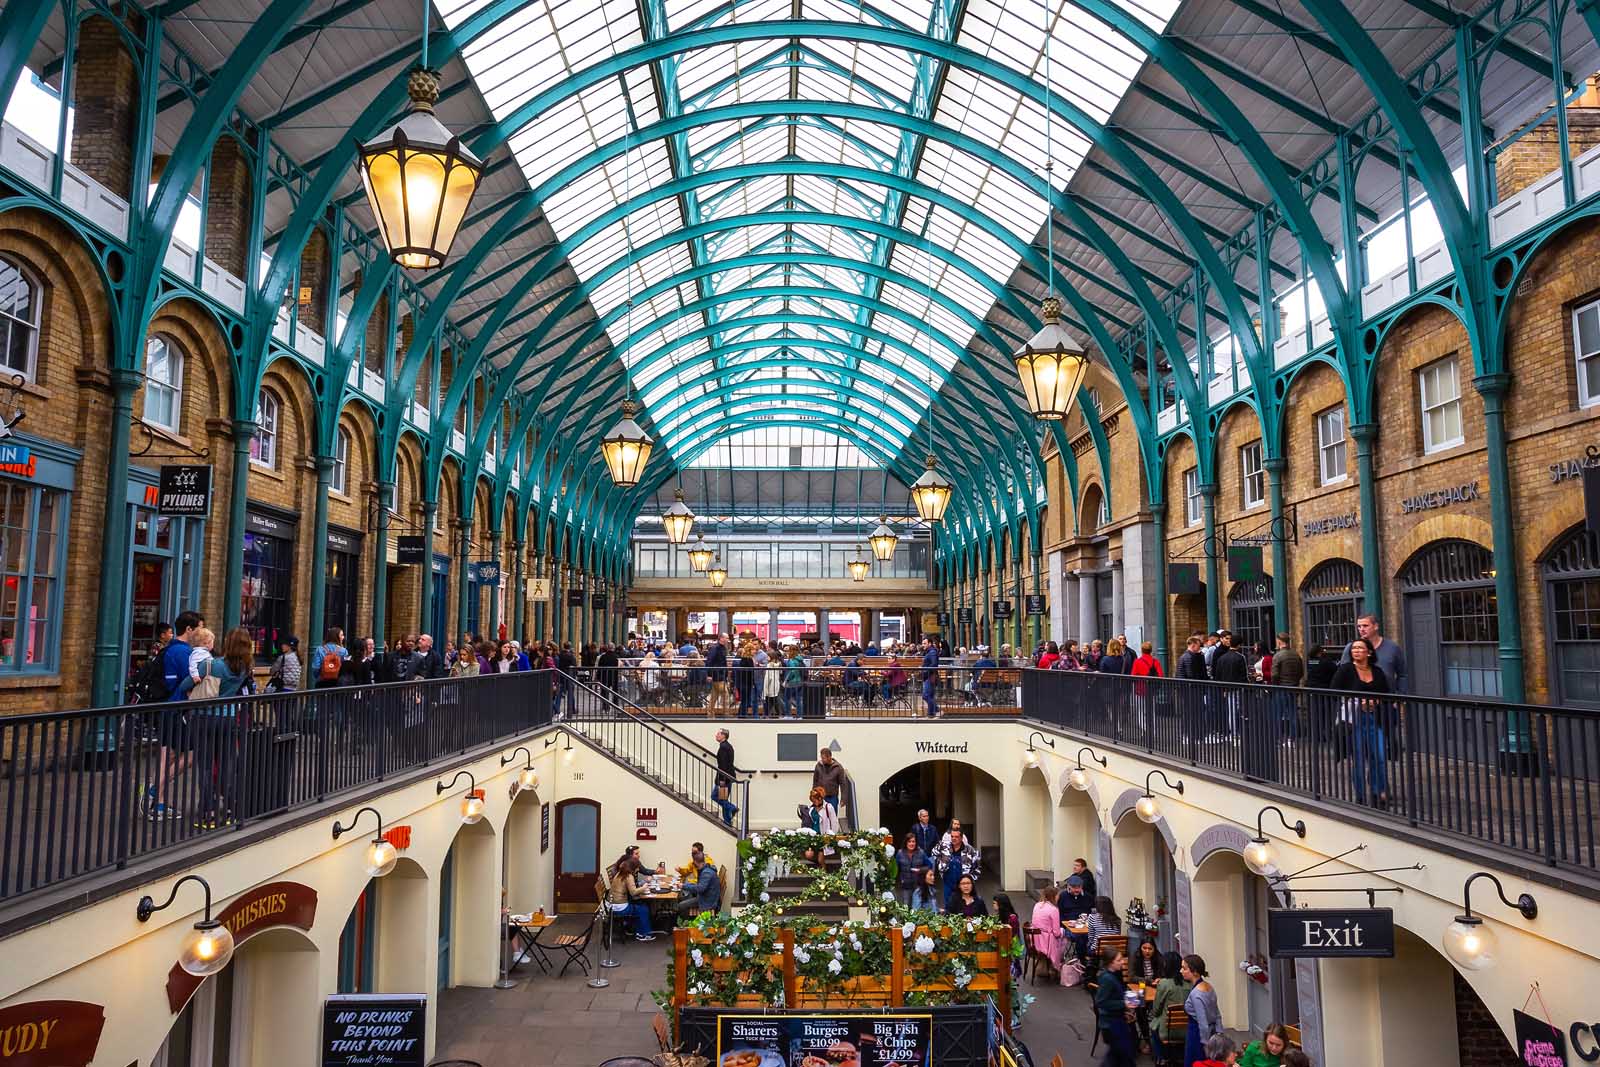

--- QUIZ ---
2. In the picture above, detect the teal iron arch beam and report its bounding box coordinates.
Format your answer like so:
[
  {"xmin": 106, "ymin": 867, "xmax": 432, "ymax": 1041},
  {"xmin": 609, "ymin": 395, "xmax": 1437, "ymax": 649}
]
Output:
[{"xmin": 0, "ymin": 1, "xmax": 53, "ymax": 129}]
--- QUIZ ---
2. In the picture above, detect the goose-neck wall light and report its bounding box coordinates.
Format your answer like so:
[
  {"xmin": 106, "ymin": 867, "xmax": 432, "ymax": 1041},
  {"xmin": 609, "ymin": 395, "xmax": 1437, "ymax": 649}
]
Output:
[
  {"xmin": 332, "ymin": 806, "xmax": 399, "ymax": 877},
  {"xmin": 136, "ymin": 874, "xmax": 235, "ymax": 976}
]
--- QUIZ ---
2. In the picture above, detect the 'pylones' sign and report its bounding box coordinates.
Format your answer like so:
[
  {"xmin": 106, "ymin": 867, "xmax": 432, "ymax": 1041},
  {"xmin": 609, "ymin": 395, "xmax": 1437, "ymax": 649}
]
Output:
[{"xmin": 1266, "ymin": 907, "xmax": 1394, "ymax": 958}]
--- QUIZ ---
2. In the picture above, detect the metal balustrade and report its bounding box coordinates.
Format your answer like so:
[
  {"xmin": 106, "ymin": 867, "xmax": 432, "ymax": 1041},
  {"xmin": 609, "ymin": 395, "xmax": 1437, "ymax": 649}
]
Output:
[
  {"xmin": 0, "ymin": 671, "xmax": 553, "ymax": 902},
  {"xmin": 1021, "ymin": 668, "xmax": 1600, "ymax": 872}
]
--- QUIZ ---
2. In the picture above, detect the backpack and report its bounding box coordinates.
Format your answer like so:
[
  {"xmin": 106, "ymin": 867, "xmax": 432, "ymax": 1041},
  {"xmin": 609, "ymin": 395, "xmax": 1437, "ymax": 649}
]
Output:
[
  {"xmin": 318, "ymin": 646, "xmax": 343, "ymax": 682},
  {"xmin": 128, "ymin": 654, "xmax": 167, "ymax": 704}
]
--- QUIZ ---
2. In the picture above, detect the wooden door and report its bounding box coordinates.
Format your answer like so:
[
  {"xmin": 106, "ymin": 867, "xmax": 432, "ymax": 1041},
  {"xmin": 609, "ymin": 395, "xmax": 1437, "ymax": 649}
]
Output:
[{"xmin": 555, "ymin": 799, "xmax": 601, "ymax": 911}]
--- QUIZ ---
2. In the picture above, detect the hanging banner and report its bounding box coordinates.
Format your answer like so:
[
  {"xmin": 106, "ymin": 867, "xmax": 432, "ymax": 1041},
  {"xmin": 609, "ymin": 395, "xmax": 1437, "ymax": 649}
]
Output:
[
  {"xmin": 715, "ymin": 1012, "xmax": 933, "ymax": 1067},
  {"xmin": 1024, "ymin": 595, "xmax": 1047, "ymax": 616},
  {"xmin": 157, "ymin": 465, "xmax": 212, "ymax": 516},
  {"xmin": 1515, "ymin": 1009, "xmax": 1567, "ymax": 1067},
  {"xmin": 396, "ymin": 536, "xmax": 427, "ymax": 565},
  {"xmin": 956, "ymin": 607, "xmax": 975, "ymax": 624},
  {"xmin": 528, "ymin": 578, "xmax": 551, "ymax": 600},
  {"xmin": 474, "ymin": 561, "xmax": 501, "ymax": 583},
  {"xmin": 322, "ymin": 994, "xmax": 426, "ymax": 1066},
  {"xmin": 1266, "ymin": 907, "xmax": 1394, "ymax": 959},
  {"xmin": 567, "ymin": 587, "xmax": 586, "ymax": 607}
]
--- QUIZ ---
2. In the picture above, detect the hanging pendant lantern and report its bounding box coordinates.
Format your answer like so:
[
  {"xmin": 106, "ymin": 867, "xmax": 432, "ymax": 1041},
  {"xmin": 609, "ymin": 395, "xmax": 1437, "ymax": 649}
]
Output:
[
  {"xmin": 707, "ymin": 557, "xmax": 728, "ymax": 588},
  {"xmin": 869, "ymin": 515, "xmax": 899, "ymax": 561},
  {"xmin": 909, "ymin": 454, "xmax": 953, "ymax": 523},
  {"xmin": 661, "ymin": 488, "xmax": 695, "ymax": 544},
  {"xmin": 687, "ymin": 534, "xmax": 715, "ymax": 573},
  {"xmin": 847, "ymin": 546, "xmax": 871, "ymax": 582},
  {"xmin": 599, "ymin": 398, "xmax": 653, "ymax": 488},
  {"xmin": 1014, "ymin": 296, "xmax": 1091, "ymax": 421},
  {"xmin": 357, "ymin": 68, "xmax": 483, "ymax": 271}
]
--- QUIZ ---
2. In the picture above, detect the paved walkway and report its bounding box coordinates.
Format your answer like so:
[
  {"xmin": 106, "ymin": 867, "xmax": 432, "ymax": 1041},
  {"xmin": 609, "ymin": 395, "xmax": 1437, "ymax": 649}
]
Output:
[{"xmin": 433, "ymin": 911, "xmax": 1109, "ymax": 1066}]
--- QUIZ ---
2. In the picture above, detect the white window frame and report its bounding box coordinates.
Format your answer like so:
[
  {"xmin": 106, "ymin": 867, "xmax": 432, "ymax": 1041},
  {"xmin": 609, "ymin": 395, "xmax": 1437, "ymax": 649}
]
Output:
[
  {"xmin": 1316, "ymin": 405, "xmax": 1348, "ymax": 485},
  {"xmin": 1574, "ymin": 298, "xmax": 1600, "ymax": 408},
  {"xmin": 0, "ymin": 255, "xmax": 40, "ymax": 381},
  {"xmin": 143, "ymin": 335, "xmax": 183, "ymax": 433},
  {"xmin": 251, "ymin": 390, "xmax": 280, "ymax": 469},
  {"xmin": 332, "ymin": 426, "xmax": 351, "ymax": 496},
  {"xmin": 1418, "ymin": 356, "xmax": 1464, "ymax": 454},
  {"xmin": 1183, "ymin": 467, "xmax": 1202, "ymax": 527},
  {"xmin": 1240, "ymin": 440, "xmax": 1265, "ymax": 510}
]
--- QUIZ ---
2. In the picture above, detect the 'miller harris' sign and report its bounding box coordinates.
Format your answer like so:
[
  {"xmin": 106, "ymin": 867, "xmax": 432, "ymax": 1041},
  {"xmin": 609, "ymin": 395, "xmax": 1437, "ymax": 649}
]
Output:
[{"xmin": 1266, "ymin": 907, "xmax": 1395, "ymax": 958}]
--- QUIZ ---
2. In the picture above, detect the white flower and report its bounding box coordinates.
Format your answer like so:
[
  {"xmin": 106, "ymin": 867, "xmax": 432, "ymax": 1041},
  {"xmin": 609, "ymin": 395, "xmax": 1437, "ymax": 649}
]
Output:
[
  {"xmin": 882, "ymin": 891, "xmax": 895, "ymax": 901},
  {"xmin": 914, "ymin": 934, "xmax": 935, "ymax": 955},
  {"xmin": 795, "ymin": 948, "xmax": 811, "ymax": 963},
  {"xmin": 901, "ymin": 921, "xmax": 916, "ymax": 940},
  {"xmin": 839, "ymin": 839, "xmax": 853, "ymax": 849},
  {"xmin": 750, "ymin": 834, "xmax": 762, "ymax": 849},
  {"xmin": 885, "ymin": 844, "xmax": 895, "ymax": 858},
  {"xmin": 954, "ymin": 971, "xmax": 973, "ymax": 988},
  {"xmin": 744, "ymin": 950, "xmax": 754, "ymax": 958},
  {"xmin": 690, "ymin": 949, "xmax": 704, "ymax": 966},
  {"xmin": 760, "ymin": 892, "xmax": 771, "ymax": 903},
  {"xmin": 828, "ymin": 959, "xmax": 843, "ymax": 975},
  {"xmin": 856, "ymin": 838, "xmax": 869, "ymax": 848},
  {"xmin": 746, "ymin": 922, "xmax": 760, "ymax": 937}
]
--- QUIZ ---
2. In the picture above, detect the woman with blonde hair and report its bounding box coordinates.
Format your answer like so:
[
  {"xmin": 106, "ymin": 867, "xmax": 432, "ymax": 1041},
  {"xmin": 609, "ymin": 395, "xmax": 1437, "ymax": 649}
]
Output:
[{"xmin": 181, "ymin": 627, "xmax": 255, "ymax": 827}]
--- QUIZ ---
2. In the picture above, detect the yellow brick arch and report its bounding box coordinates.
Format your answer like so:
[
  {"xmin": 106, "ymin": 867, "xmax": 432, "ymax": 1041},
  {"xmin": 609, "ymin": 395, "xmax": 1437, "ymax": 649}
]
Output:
[
  {"xmin": 1387, "ymin": 513, "xmax": 1497, "ymax": 583},
  {"xmin": 0, "ymin": 206, "xmax": 113, "ymax": 377}
]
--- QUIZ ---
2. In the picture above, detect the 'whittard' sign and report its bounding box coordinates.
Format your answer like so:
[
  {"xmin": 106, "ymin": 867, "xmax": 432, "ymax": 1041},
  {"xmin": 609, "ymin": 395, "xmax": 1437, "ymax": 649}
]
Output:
[
  {"xmin": 914, "ymin": 741, "xmax": 969, "ymax": 754},
  {"xmin": 1267, "ymin": 907, "xmax": 1394, "ymax": 958}
]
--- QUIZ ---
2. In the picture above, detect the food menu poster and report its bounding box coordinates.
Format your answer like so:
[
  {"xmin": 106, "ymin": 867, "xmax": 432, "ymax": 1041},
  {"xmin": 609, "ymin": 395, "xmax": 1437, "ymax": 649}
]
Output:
[{"xmin": 716, "ymin": 1013, "xmax": 932, "ymax": 1067}]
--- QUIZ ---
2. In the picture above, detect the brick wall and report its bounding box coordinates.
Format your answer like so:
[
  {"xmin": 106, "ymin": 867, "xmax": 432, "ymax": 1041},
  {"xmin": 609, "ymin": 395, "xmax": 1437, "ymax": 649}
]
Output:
[
  {"xmin": 204, "ymin": 135, "xmax": 253, "ymax": 278},
  {"xmin": 1495, "ymin": 92, "xmax": 1600, "ymax": 203},
  {"xmin": 1452, "ymin": 971, "xmax": 1518, "ymax": 1067},
  {"xmin": 297, "ymin": 227, "xmax": 330, "ymax": 336},
  {"xmin": 70, "ymin": 16, "xmax": 138, "ymax": 198}
]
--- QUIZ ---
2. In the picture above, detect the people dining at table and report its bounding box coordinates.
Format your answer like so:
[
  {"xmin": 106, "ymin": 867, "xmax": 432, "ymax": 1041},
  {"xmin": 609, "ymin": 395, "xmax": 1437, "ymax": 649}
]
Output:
[
  {"xmin": 1149, "ymin": 951, "xmax": 1193, "ymax": 1067},
  {"xmin": 675, "ymin": 842, "xmax": 714, "ymax": 880},
  {"xmin": 676, "ymin": 851, "xmax": 722, "ymax": 917},
  {"xmin": 945, "ymin": 873, "xmax": 987, "ymax": 917},
  {"xmin": 1129, "ymin": 940, "xmax": 1170, "ymax": 1056},
  {"xmin": 606, "ymin": 857, "xmax": 657, "ymax": 942},
  {"xmin": 1060, "ymin": 875, "xmax": 1092, "ymax": 921},
  {"xmin": 1028, "ymin": 885, "xmax": 1067, "ymax": 977},
  {"xmin": 1081, "ymin": 895, "xmax": 1122, "ymax": 959},
  {"xmin": 1237, "ymin": 1023, "xmax": 1293, "ymax": 1067}
]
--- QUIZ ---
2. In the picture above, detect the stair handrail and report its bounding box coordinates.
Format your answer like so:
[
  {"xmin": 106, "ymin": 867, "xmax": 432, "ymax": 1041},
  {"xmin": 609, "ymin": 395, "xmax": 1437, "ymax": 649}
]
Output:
[{"xmin": 556, "ymin": 669, "xmax": 732, "ymax": 774}]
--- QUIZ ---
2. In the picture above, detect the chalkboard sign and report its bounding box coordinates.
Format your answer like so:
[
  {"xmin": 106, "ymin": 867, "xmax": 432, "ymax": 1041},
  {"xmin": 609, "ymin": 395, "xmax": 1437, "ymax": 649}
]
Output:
[
  {"xmin": 1514, "ymin": 1009, "xmax": 1567, "ymax": 1067},
  {"xmin": 1267, "ymin": 907, "xmax": 1393, "ymax": 958},
  {"xmin": 1167, "ymin": 562, "xmax": 1202, "ymax": 596},
  {"xmin": 396, "ymin": 536, "xmax": 427, "ymax": 565},
  {"xmin": 1025, "ymin": 595, "xmax": 1047, "ymax": 616},
  {"xmin": 322, "ymin": 994, "xmax": 426, "ymax": 1066},
  {"xmin": 776, "ymin": 732, "xmax": 820, "ymax": 762}
]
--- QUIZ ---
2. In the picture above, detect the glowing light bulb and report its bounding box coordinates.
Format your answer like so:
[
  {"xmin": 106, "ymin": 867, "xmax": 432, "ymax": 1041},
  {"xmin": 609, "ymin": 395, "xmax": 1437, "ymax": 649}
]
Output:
[
  {"xmin": 1443, "ymin": 918, "xmax": 1499, "ymax": 971},
  {"xmin": 1024, "ymin": 749, "xmax": 1040, "ymax": 769},
  {"xmin": 365, "ymin": 838, "xmax": 398, "ymax": 877},
  {"xmin": 462, "ymin": 795, "xmax": 486, "ymax": 825},
  {"xmin": 1136, "ymin": 795, "xmax": 1161, "ymax": 823},
  {"xmin": 519, "ymin": 767, "xmax": 539, "ymax": 792},
  {"xmin": 179, "ymin": 922, "xmax": 235, "ymax": 976},
  {"xmin": 1243, "ymin": 839, "xmax": 1276, "ymax": 876},
  {"xmin": 562, "ymin": 746, "xmax": 576, "ymax": 764},
  {"xmin": 1068, "ymin": 767, "xmax": 1090, "ymax": 792}
]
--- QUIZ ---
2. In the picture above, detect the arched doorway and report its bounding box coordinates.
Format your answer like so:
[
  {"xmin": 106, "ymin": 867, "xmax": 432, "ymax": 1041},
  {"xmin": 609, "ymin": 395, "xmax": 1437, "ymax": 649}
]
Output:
[
  {"xmin": 1190, "ymin": 849, "xmax": 1295, "ymax": 1037},
  {"xmin": 152, "ymin": 927, "xmax": 320, "ymax": 1067},
  {"xmin": 1301, "ymin": 558, "xmax": 1364, "ymax": 653},
  {"xmin": 1228, "ymin": 577, "xmax": 1275, "ymax": 654},
  {"xmin": 1109, "ymin": 809, "xmax": 1179, "ymax": 953},
  {"xmin": 879, "ymin": 759, "xmax": 1004, "ymax": 888},
  {"xmin": 1542, "ymin": 525, "xmax": 1600, "ymax": 708},
  {"xmin": 1400, "ymin": 540, "xmax": 1499, "ymax": 698},
  {"xmin": 439, "ymin": 818, "xmax": 499, "ymax": 990},
  {"xmin": 505, "ymin": 786, "xmax": 546, "ymax": 913},
  {"xmin": 1054, "ymin": 782, "xmax": 1101, "ymax": 885}
]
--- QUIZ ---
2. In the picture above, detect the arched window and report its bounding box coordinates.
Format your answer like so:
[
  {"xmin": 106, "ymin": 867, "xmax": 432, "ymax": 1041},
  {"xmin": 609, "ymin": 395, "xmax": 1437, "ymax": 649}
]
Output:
[
  {"xmin": 1543, "ymin": 526, "xmax": 1600, "ymax": 708},
  {"xmin": 0, "ymin": 256, "xmax": 40, "ymax": 380},
  {"xmin": 1400, "ymin": 539, "xmax": 1498, "ymax": 698},
  {"xmin": 143, "ymin": 335, "xmax": 184, "ymax": 432},
  {"xmin": 1228, "ymin": 577, "xmax": 1274, "ymax": 654},
  {"xmin": 250, "ymin": 389, "xmax": 281, "ymax": 469},
  {"xmin": 1301, "ymin": 559, "xmax": 1364, "ymax": 653},
  {"xmin": 332, "ymin": 425, "xmax": 351, "ymax": 495}
]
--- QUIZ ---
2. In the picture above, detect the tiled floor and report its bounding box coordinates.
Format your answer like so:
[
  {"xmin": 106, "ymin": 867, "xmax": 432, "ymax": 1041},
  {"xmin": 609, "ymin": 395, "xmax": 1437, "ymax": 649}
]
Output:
[{"xmin": 433, "ymin": 912, "xmax": 1105, "ymax": 1066}]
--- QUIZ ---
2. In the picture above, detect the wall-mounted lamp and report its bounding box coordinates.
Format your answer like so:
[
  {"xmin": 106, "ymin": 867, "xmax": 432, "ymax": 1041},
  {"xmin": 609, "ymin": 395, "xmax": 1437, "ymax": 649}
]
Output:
[
  {"xmin": 502, "ymin": 746, "xmax": 539, "ymax": 792},
  {"xmin": 1068, "ymin": 747, "xmax": 1107, "ymax": 792},
  {"xmin": 545, "ymin": 730, "xmax": 576, "ymax": 763},
  {"xmin": 437, "ymin": 770, "xmax": 485, "ymax": 825},
  {"xmin": 1443, "ymin": 872, "xmax": 1538, "ymax": 971},
  {"xmin": 1244, "ymin": 805, "xmax": 1306, "ymax": 876},
  {"xmin": 1136, "ymin": 769, "xmax": 1184, "ymax": 823},
  {"xmin": 332, "ymin": 806, "xmax": 398, "ymax": 877},
  {"xmin": 136, "ymin": 874, "xmax": 234, "ymax": 976},
  {"xmin": 1023, "ymin": 731, "xmax": 1055, "ymax": 769}
]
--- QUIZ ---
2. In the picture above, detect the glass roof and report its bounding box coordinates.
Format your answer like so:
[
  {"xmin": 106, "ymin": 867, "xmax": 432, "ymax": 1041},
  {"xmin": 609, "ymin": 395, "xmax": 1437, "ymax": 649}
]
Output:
[
  {"xmin": 685, "ymin": 426, "xmax": 882, "ymax": 468},
  {"xmin": 436, "ymin": 0, "xmax": 1180, "ymax": 463}
]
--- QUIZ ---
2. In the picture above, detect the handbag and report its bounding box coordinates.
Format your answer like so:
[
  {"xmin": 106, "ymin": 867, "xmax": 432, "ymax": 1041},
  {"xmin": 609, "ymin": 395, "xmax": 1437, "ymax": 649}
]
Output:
[
  {"xmin": 1060, "ymin": 957, "xmax": 1087, "ymax": 987},
  {"xmin": 714, "ymin": 783, "xmax": 729, "ymax": 802},
  {"xmin": 189, "ymin": 661, "xmax": 222, "ymax": 701}
]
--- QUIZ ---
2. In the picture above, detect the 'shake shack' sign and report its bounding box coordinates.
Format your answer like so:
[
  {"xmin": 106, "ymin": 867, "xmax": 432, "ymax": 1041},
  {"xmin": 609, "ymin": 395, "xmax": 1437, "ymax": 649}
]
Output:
[
  {"xmin": 167, "ymin": 881, "xmax": 319, "ymax": 1012},
  {"xmin": 0, "ymin": 1000, "xmax": 105, "ymax": 1067}
]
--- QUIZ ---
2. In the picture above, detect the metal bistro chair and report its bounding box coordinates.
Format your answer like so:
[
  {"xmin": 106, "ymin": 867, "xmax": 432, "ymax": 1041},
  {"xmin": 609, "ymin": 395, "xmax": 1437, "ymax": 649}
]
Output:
[{"xmin": 550, "ymin": 907, "xmax": 602, "ymax": 976}]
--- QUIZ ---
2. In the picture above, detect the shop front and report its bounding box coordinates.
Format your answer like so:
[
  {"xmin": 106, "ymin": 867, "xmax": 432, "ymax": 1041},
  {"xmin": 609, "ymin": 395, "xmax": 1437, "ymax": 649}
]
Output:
[
  {"xmin": 122, "ymin": 465, "xmax": 207, "ymax": 699},
  {"xmin": 243, "ymin": 506, "xmax": 297, "ymax": 663},
  {"xmin": 0, "ymin": 435, "xmax": 76, "ymax": 680},
  {"xmin": 325, "ymin": 526, "xmax": 361, "ymax": 643}
]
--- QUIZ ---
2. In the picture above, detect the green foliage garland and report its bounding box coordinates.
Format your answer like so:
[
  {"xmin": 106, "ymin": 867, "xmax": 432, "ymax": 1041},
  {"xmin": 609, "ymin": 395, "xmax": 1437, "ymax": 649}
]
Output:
[{"xmin": 737, "ymin": 827, "xmax": 898, "ymax": 903}]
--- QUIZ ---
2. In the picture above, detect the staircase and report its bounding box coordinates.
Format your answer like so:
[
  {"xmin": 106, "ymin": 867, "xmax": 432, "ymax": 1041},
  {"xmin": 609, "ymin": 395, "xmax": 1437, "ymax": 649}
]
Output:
[
  {"xmin": 761, "ymin": 872, "xmax": 852, "ymax": 921},
  {"xmin": 560, "ymin": 673, "xmax": 745, "ymax": 837}
]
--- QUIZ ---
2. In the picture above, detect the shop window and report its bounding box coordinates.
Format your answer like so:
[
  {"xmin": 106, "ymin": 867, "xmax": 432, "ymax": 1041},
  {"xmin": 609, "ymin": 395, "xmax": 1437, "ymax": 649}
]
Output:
[
  {"xmin": 1183, "ymin": 467, "xmax": 1201, "ymax": 527},
  {"xmin": 1240, "ymin": 440, "xmax": 1264, "ymax": 509},
  {"xmin": 1228, "ymin": 577, "xmax": 1274, "ymax": 656},
  {"xmin": 143, "ymin": 335, "xmax": 184, "ymax": 432},
  {"xmin": 0, "ymin": 255, "xmax": 40, "ymax": 381},
  {"xmin": 250, "ymin": 389, "xmax": 281, "ymax": 469},
  {"xmin": 241, "ymin": 519, "xmax": 293, "ymax": 663},
  {"xmin": 1300, "ymin": 559, "xmax": 1363, "ymax": 654},
  {"xmin": 0, "ymin": 480, "xmax": 65, "ymax": 673},
  {"xmin": 1316, "ymin": 405, "xmax": 1347, "ymax": 485},
  {"xmin": 332, "ymin": 426, "xmax": 351, "ymax": 496},
  {"xmin": 1544, "ymin": 527, "xmax": 1600, "ymax": 708},
  {"xmin": 1417, "ymin": 356, "xmax": 1463, "ymax": 454},
  {"xmin": 1574, "ymin": 299, "xmax": 1600, "ymax": 408},
  {"xmin": 1400, "ymin": 540, "xmax": 1499, "ymax": 699}
]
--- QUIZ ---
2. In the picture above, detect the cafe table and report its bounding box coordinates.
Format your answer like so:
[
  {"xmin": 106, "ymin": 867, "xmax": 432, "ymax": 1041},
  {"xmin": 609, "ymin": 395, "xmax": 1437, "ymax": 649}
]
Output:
[
  {"xmin": 508, "ymin": 912, "xmax": 557, "ymax": 973},
  {"xmin": 643, "ymin": 878, "xmax": 683, "ymax": 925}
]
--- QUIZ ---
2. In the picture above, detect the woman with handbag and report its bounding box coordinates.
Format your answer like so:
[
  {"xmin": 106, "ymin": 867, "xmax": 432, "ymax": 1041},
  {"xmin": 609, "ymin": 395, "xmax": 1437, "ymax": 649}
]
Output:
[{"xmin": 180, "ymin": 627, "xmax": 254, "ymax": 828}]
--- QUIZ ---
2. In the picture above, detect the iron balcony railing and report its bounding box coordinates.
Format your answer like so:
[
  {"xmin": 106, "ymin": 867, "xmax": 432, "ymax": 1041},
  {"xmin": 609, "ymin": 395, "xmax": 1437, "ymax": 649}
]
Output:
[
  {"xmin": 1021, "ymin": 668, "xmax": 1600, "ymax": 872},
  {"xmin": 585, "ymin": 661, "xmax": 1021, "ymax": 718},
  {"xmin": 0, "ymin": 670, "xmax": 554, "ymax": 902}
]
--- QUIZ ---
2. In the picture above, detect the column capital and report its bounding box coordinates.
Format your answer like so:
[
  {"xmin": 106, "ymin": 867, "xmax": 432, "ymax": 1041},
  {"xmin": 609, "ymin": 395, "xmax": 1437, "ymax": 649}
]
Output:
[
  {"xmin": 1473, "ymin": 372, "xmax": 1513, "ymax": 408},
  {"xmin": 1349, "ymin": 421, "xmax": 1380, "ymax": 445},
  {"xmin": 1261, "ymin": 456, "xmax": 1287, "ymax": 474},
  {"xmin": 1197, "ymin": 482, "xmax": 1219, "ymax": 497}
]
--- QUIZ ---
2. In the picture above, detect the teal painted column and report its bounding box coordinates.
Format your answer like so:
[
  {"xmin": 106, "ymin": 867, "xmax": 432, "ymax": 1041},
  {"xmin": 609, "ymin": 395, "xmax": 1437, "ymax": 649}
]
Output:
[
  {"xmin": 1264, "ymin": 458, "xmax": 1290, "ymax": 640},
  {"xmin": 371, "ymin": 481, "xmax": 393, "ymax": 648},
  {"xmin": 487, "ymin": 530, "xmax": 502, "ymax": 640},
  {"xmin": 221, "ymin": 419, "xmax": 259, "ymax": 631},
  {"xmin": 1200, "ymin": 484, "xmax": 1220, "ymax": 633},
  {"xmin": 1030, "ymin": 552, "xmax": 1042, "ymax": 651},
  {"xmin": 1351, "ymin": 424, "xmax": 1383, "ymax": 620},
  {"xmin": 419, "ymin": 501, "xmax": 437, "ymax": 637},
  {"xmin": 307, "ymin": 455, "xmax": 334, "ymax": 644},
  {"xmin": 456, "ymin": 519, "xmax": 473, "ymax": 642},
  {"xmin": 1153, "ymin": 509, "xmax": 1169, "ymax": 669},
  {"xmin": 89, "ymin": 369, "xmax": 141, "ymax": 707},
  {"xmin": 512, "ymin": 541, "xmax": 526, "ymax": 643},
  {"xmin": 1476, "ymin": 374, "xmax": 1526, "ymax": 704},
  {"xmin": 1012, "ymin": 550, "xmax": 1024, "ymax": 651},
  {"xmin": 550, "ymin": 564, "xmax": 562, "ymax": 645}
]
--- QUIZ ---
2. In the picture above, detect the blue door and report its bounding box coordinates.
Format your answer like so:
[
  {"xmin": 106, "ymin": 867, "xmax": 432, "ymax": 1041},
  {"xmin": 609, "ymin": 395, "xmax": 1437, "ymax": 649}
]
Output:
[
  {"xmin": 431, "ymin": 560, "xmax": 450, "ymax": 641},
  {"xmin": 438, "ymin": 844, "xmax": 455, "ymax": 991},
  {"xmin": 466, "ymin": 575, "xmax": 483, "ymax": 642}
]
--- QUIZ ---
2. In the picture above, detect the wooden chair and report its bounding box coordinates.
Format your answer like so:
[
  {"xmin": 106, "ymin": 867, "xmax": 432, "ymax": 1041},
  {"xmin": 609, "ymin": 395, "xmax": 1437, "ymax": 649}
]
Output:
[
  {"xmin": 1021, "ymin": 923, "xmax": 1057, "ymax": 985},
  {"xmin": 1285, "ymin": 1024, "xmax": 1303, "ymax": 1049},
  {"xmin": 1097, "ymin": 934, "xmax": 1129, "ymax": 962},
  {"xmin": 1163, "ymin": 1007, "xmax": 1189, "ymax": 1063}
]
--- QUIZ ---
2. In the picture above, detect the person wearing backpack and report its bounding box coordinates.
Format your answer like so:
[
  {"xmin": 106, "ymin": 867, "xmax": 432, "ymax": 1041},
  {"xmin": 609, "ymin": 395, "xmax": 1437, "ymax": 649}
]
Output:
[{"xmin": 312, "ymin": 627, "xmax": 350, "ymax": 690}]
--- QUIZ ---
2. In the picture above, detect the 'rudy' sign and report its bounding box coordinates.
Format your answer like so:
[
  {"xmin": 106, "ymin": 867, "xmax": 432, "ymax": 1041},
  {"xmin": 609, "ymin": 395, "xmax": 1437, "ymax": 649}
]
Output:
[{"xmin": 0, "ymin": 1000, "xmax": 105, "ymax": 1066}]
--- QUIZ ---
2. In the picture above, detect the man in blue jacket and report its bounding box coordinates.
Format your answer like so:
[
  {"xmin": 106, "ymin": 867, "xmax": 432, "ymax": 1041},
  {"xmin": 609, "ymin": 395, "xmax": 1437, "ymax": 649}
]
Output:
[
  {"xmin": 677, "ymin": 851, "xmax": 722, "ymax": 917},
  {"xmin": 920, "ymin": 635, "xmax": 941, "ymax": 718},
  {"xmin": 705, "ymin": 633, "xmax": 730, "ymax": 715}
]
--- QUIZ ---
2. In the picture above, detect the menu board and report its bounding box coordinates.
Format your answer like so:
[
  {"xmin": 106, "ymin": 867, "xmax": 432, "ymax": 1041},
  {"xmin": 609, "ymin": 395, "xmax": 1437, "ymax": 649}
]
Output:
[
  {"xmin": 716, "ymin": 1014, "xmax": 932, "ymax": 1067},
  {"xmin": 322, "ymin": 994, "xmax": 426, "ymax": 1066}
]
